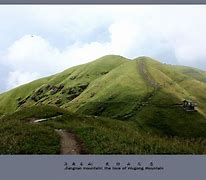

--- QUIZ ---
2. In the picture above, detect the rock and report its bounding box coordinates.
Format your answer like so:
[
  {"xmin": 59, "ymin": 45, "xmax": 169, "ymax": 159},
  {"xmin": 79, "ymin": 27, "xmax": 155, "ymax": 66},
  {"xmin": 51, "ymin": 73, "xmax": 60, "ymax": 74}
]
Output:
[
  {"xmin": 90, "ymin": 93, "xmax": 95, "ymax": 98},
  {"xmin": 58, "ymin": 84, "xmax": 64, "ymax": 90},
  {"xmin": 16, "ymin": 97, "xmax": 22, "ymax": 101},
  {"xmin": 18, "ymin": 99, "xmax": 26, "ymax": 107},
  {"xmin": 50, "ymin": 86, "xmax": 59, "ymax": 95},
  {"xmin": 46, "ymin": 84, "xmax": 51, "ymax": 89},
  {"xmin": 69, "ymin": 76, "xmax": 76, "ymax": 80},
  {"xmin": 78, "ymin": 83, "xmax": 89, "ymax": 90},
  {"xmin": 55, "ymin": 98, "xmax": 62, "ymax": 105},
  {"xmin": 100, "ymin": 71, "xmax": 109, "ymax": 75},
  {"xmin": 67, "ymin": 94, "xmax": 78, "ymax": 101}
]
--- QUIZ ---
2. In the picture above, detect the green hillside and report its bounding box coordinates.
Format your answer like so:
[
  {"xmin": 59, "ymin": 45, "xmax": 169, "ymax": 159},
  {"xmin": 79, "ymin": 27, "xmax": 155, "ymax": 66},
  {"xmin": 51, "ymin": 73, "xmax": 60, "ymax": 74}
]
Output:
[{"xmin": 1, "ymin": 55, "xmax": 206, "ymax": 154}]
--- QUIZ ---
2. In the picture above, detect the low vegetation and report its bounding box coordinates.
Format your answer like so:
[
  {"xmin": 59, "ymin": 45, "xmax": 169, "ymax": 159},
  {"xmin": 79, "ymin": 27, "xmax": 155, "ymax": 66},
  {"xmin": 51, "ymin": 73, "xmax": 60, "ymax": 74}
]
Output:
[
  {"xmin": 1, "ymin": 105, "xmax": 206, "ymax": 154},
  {"xmin": 0, "ymin": 55, "xmax": 206, "ymax": 154}
]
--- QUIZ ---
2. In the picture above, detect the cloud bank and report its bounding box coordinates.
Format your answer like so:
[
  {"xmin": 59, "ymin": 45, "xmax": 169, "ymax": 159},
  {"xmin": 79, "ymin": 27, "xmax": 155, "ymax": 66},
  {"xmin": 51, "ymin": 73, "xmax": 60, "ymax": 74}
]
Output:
[{"xmin": 1, "ymin": 5, "xmax": 206, "ymax": 92}]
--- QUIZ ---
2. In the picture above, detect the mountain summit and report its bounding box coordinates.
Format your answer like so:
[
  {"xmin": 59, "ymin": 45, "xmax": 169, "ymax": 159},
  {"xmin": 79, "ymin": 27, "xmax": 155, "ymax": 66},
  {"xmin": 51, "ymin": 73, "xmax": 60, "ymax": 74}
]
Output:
[{"xmin": 1, "ymin": 55, "xmax": 206, "ymax": 154}]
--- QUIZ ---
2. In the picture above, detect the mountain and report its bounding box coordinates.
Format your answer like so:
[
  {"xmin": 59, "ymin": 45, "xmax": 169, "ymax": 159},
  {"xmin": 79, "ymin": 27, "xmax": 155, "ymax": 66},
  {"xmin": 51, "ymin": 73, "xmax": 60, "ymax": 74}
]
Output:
[{"xmin": 1, "ymin": 55, "xmax": 206, "ymax": 154}]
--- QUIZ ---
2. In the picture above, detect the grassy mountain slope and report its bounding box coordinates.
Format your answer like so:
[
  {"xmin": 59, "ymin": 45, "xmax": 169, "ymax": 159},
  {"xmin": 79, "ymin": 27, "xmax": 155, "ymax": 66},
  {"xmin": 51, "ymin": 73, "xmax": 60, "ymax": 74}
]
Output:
[
  {"xmin": 0, "ymin": 55, "xmax": 128, "ymax": 114},
  {"xmin": 1, "ymin": 105, "xmax": 206, "ymax": 154},
  {"xmin": 65, "ymin": 59, "xmax": 151, "ymax": 119},
  {"xmin": 132, "ymin": 57, "xmax": 206, "ymax": 137},
  {"xmin": 1, "ymin": 55, "xmax": 206, "ymax": 154},
  {"xmin": 0, "ymin": 76, "xmax": 54, "ymax": 114}
]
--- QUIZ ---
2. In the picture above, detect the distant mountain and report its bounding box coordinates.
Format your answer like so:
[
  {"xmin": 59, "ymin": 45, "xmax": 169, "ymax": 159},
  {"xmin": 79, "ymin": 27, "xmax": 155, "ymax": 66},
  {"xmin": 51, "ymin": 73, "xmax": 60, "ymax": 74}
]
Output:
[{"xmin": 1, "ymin": 55, "xmax": 206, "ymax": 154}]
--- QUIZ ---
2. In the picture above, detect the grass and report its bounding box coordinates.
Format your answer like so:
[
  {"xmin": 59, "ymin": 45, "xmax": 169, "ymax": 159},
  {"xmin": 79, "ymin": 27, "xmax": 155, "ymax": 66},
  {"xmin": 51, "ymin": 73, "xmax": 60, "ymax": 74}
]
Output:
[
  {"xmin": 0, "ymin": 55, "xmax": 206, "ymax": 154},
  {"xmin": 1, "ymin": 105, "xmax": 206, "ymax": 154},
  {"xmin": 0, "ymin": 75, "xmax": 54, "ymax": 114},
  {"xmin": 1, "ymin": 55, "xmax": 206, "ymax": 119},
  {"xmin": 0, "ymin": 114, "xmax": 60, "ymax": 154}
]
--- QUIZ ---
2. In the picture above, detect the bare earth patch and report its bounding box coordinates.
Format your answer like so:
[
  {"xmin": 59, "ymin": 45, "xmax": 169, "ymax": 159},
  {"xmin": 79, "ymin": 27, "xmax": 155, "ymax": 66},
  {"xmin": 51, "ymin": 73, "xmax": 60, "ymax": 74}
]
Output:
[
  {"xmin": 28, "ymin": 116, "xmax": 87, "ymax": 154},
  {"xmin": 55, "ymin": 129, "xmax": 82, "ymax": 154}
]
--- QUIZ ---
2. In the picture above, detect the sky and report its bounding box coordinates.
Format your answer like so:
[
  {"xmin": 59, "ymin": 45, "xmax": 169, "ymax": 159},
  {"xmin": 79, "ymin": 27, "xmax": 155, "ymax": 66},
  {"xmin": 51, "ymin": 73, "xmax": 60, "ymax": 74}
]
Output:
[{"xmin": 0, "ymin": 5, "xmax": 206, "ymax": 93}]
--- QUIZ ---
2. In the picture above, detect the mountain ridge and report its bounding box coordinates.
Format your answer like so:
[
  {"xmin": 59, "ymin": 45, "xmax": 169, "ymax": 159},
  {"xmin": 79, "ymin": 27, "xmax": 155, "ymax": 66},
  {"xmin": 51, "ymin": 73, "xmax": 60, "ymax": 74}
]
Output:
[
  {"xmin": 1, "ymin": 55, "xmax": 206, "ymax": 118},
  {"xmin": 1, "ymin": 55, "xmax": 206, "ymax": 154}
]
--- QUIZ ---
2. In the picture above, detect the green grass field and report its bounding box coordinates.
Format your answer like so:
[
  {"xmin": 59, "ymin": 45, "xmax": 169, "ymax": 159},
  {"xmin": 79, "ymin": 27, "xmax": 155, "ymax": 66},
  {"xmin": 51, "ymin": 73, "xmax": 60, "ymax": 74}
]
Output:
[
  {"xmin": 1, "ymin": 105, "xmax": 206, "ymax": 154},
  {"xmin": 0, "ymin": 55, "xmax": 206, "ymax": 154}
]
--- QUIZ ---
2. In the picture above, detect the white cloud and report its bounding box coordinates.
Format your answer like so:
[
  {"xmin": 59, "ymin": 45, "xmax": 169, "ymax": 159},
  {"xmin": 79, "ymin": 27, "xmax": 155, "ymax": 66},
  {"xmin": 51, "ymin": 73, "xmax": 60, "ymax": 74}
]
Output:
[
  {"xmin": 7, "ymin": 71, "xmax": 40, "ymax": 90},
  {"xmin": 1, "ymin": 5, "xmax": 206, "ymax": 92},
  {"xmin": 3, "ymin": 35, "xmax": 110, "ymax": 89},
  {"xmin": 108, "ymin": 20, "xmax": 140, "ymax": 56},
  {"xmin": 5, "ymin": 35, "xmax": 60, "ymax": 74}
]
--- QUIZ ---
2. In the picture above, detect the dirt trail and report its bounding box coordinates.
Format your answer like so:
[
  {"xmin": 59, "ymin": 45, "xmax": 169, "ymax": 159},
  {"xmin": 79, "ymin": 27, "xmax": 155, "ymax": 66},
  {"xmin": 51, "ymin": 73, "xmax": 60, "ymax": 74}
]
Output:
[
  {"xmin": 29, "ymin": 115, "xmax": 62, "ymax": 123},
  {"xmin": 120, "ymin": 60, "xmax": 161, "ymax": 117},
  {"xmin": 55, "ymin": 129, "xmax": 82, "ymax": 154},
  {"xmin": 138, "ymin": 60, "xmax": 160, "ymax": 89},
  {"xmin": 29, "ymin": 116, "xmax": 83, "ymax": 154},
  {"xmin": 118, "ymin": 60, "xmax": 162, "ymax": 120},
  {"xmin": 137, "ymin": 60, "xmax": 161, "ymax": 104}
]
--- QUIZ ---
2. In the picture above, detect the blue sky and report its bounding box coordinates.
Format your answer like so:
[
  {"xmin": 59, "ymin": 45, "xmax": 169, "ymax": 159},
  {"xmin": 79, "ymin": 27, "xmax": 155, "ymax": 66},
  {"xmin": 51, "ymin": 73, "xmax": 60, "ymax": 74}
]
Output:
[{"xmin": 0, "ymin": 5, "xmax": 206, "ymax": 93}]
